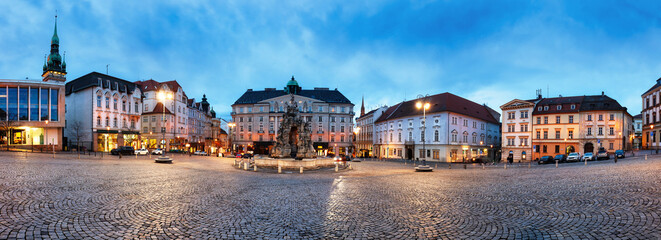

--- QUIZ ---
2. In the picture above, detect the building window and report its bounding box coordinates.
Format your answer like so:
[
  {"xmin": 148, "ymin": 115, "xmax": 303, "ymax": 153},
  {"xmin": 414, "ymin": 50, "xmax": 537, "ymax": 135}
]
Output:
[
  {"xmin": 609, "ymin": 142, "xmax": 614, "ymax": 150},
  {"xmin": 542, "ymin": 145, "xmax": 547, "ymax": 153},
  {"xmin": 598, "ymin": 115, "xmax": 603, "ymax": 121},
  {"xmin": 536, "ymin": 117, "xmax": 541, "ymax": 124},
  {"xmin": 451, "ymin": 132, "xmax": 457, "ymax": 142},
  {"xmin": 543, "ymin": 131, "xmax": 548, "ymax": 139},
  {"xmin": 105, "ymin": 97, "xmax": 110, "ymax": 108},
  {"xmin": 587, "ymin": 127, "xmax": 592, "ymax": 135},
  {"xmin": 568, "ymin": 115, "xmax": 574, "ymax": 123},
  {"xmin": 568, "ymin": 130, "xmax": 573, "ymax": 139},
  {"xmin": 555, "ymin": 145, "xmax": 560, "ymax": 153},
  {"xmin": 556, "ymin": 116, "xmax": 560, "ymax": 123},
  {"xmin": 113, "ymin": 118, "xmax": 117, "ymax": 127},
  {"xmin": 588, "ymin": 114, "xmax": 592, "ymax": 121},
  {"xmin": 97, "ymin": 116, "xmax": 101, "ymax": 126},
  {"xmin": 598, "ymin": 127, "xmax": 603, "ymax": 135},
  {"xmin": 557, "ymin": 105, "xmax": 561, "ymax": 110},
  {"xmin": 570, "ymin": 104, "xmax": 575, "ymax": 110},
  {"xmin": 555, "ymin": 131, "xmax": 560, "ymax": 139},
  {"xmin": 543, "ymin": 117, "xmax": 548, "ymax": 124},
  {"xmin": 463, "ymin": 119, "xmax": 468, "ymax": 126},
  {"xmin": 536, "ymin": 131, "xmax": 540, "ymax": 139},
  {"xmin": 340, "ymin": 126, "xmax": 345, "ymax": 132},
  {"xmin": 609, "ymin": 114, "xmax": 614, "ymax": 121},
  {"xmin": 609, "ymin": 127, "xmax": 614, "ymax": 135},
  {"xmin": 105, "ymin": 117, "xmax": 109, "ymax": 126},
  {"xmin": 97, "ymin": 95, "xmax": 101, "ymax": 107},
  {"xmin": 398, "ymin": 132, "xmax": 402, "ymax": 142}
]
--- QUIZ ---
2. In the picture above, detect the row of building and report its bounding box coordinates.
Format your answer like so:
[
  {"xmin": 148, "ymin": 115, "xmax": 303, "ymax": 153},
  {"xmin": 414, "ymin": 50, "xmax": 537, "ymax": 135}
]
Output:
[{"xmin": 0, "ymin": 17, "xmax": 227, "ymax": 153}]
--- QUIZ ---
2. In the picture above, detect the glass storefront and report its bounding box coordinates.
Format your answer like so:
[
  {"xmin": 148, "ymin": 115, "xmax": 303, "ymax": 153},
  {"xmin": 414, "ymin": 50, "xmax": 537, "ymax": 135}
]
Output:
[
  {"xmin": 97, "ymin": 134, "xmax": 118, "ymax": 152},
  {"xmin": 0, "ymin": 127, "xmax": 45, "ymax": 145},
  {"xmin": 123, "ymin": 134, "xmax": 139, "ymax": 149}
]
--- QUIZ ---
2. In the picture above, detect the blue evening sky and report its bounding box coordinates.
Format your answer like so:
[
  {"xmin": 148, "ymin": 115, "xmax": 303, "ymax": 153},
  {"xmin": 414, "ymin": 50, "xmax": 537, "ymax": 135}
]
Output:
[{"xmin": 1, "ymin": 0, "xmax": 660, "ymax": 120}]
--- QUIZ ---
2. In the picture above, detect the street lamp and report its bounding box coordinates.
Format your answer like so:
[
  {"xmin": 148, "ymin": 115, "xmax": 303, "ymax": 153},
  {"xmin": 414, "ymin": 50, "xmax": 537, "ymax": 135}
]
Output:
[
  {"xmin": 415, "ymin": 94, "xmax": 432, "ymax": 172},
  {"xmin": 353, "ymin": 127, "xmax": 360, "ymax": 157},
  {"xmin": 228, "ymin": 122, "xmax": 236, "ymax": 154},
  {"xmin": 155, "ymin": 91, "xmax": 173, "ymax": 163}
]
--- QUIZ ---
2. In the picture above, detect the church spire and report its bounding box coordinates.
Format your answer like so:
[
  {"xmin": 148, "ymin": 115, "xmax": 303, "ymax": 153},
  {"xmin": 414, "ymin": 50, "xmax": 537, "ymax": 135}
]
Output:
[
  {"xmin": 360, "ymin": 95, "xmax": 365, "ymax": 116},
  {"xmin": 42, "ymin": 13, "xmax": 66, "ymax": 82}
]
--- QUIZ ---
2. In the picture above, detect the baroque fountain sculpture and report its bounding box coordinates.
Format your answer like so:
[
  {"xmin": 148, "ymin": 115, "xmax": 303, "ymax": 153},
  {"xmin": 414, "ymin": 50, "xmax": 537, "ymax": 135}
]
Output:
[{"xmin": 270, "ymin": 94, "xmax": 317, "ymax": 160}]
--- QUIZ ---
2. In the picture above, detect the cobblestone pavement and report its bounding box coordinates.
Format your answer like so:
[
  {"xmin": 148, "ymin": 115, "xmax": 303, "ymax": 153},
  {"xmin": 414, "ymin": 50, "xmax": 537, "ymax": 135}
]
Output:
[{"xmin": 0, "ymin": 152, "xmax": 659, "ymax": 239}]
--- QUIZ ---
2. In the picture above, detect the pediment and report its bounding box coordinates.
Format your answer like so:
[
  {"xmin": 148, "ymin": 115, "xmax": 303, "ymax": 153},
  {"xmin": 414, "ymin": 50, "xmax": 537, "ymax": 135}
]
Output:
[{"xmin": 500, "ymin": 99, "xmax": 534, "ymax": 109}]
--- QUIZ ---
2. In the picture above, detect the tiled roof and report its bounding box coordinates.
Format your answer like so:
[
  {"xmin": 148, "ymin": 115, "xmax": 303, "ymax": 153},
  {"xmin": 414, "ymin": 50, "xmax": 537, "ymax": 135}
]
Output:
[
  {"xmin": 357, "ymin": 108, "xmax": 379, "ymax": 120},
  {"xmin": 633, "ymin": 113, "xmax": 642, "ymax": 119},
  {"xmin": 579, "ymin": 95, "xmax": 626, "ymax": 112},
  {"xmin": 65, "ymin": 72, "xmax": 139, "ymax": 95},
  {"xmin": 531, "ymin": 94, "xmax": 627, "ymax": 115},
  {"xmin": 642, "ymin": 77, "xmax": 661, "ymax": 96},
  {"xmin": 374, "ymin": 92, "xmax": 500, "ymax": 124},
  {"xmin": 532, "ymin": 96, "xmax": 584, "ymax": 115},
  {"xmin": 134, "ymin": 79, "xmax": 187, "ymax": 98},
  {"xmin": 143, "ymin": 102, "xmax": 173, "ymax": 115},
  {"xmin": 233, "ymin": 89, "xmax": 352, "ymax": 105}
]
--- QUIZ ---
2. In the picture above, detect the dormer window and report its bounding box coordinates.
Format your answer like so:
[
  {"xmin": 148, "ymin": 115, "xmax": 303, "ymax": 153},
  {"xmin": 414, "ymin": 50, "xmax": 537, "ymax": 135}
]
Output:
[
  {"xmin": 557, "ymin": 105, "xmax": 561, "ymax": 110},
  {"xmin": 538, "ymin": 107, "xmax": 542, "ymax": 111},
  {"xmin": 570, "ymin": 104, "xmax": 575, "ymax": 110},
  {"xmin": 543, "ymin": 106, "xmax": 548, "ymax": 111}
]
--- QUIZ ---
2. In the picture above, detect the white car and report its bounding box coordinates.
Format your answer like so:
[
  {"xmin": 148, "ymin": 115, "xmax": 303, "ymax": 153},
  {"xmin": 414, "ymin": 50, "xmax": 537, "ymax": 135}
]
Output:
[
  {"xmin": 135, "ymin": 148, "xmax": 149, "ymax": 155},
  {"xmin": 582, "ymin": 152, "xmax": 594, "ymax": 161},
  {"xmin": 194, "ymin": 151, "xmax": 207, "ymax": 156},
  {"xmin": 152, "ymin": 148, "xmax": 163, "ymax": 155},
  {"xmin": 566, "ymin": 152, "xmax": 581, "ymax": 162}
]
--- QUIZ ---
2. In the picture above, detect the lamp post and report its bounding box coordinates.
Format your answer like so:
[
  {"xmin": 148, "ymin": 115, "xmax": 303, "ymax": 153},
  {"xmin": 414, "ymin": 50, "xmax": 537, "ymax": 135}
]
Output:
[
  {"xmin": 415, "ymin": 94, "xmax": 432, "ymax": 172},
  {"xmin": 651, "ymin": 124, "xmax": 655, "ymax": 154},
  {"xmin": 228, "ymin": 122, "xmax": 236, "ymax": 154},
  {"xmin": 353, "ymin": 127, "xmax": 360, "ymax": 158},
  {"xmin": 155, "ymin": 91, "xmax": 174, "ymax": 163}
]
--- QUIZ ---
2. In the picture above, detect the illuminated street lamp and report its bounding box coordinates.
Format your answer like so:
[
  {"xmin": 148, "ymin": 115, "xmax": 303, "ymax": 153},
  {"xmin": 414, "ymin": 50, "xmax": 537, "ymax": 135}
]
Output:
[
  {"xmin": 353, "ymin": 127, "xmax": 360, "ymax": 157},
  {"xmin": 228, "ymin": 122, "xmax": 236, "ymax": 154},
  {"xmin": 415, "ymin": 94, "xmax": 432, "ymax": 172},
  {"xmin": 155, "ymin": 90, "xmax": 173, "ymax": 163}
]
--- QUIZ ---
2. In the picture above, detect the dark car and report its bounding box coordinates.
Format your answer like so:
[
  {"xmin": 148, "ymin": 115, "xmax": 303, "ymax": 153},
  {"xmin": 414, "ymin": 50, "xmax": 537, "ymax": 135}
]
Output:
[
  {"xmin": 615, "ymin": 150, "xmax": 625, "ymax": 158},
  {"xmin": 241, "ymin": 153, "xmax": 253, "ymax": 159},
  {"xmin": 553, "ymin": 154, "xmax": 567, "ymax": 163},
  {"xmin": 538, "ymin": 156, "xmax": 555, "ymax": 164},
  {"xmin": 110, "ymin": 146, "xmax": 135, "ymax": 155},
  {"xmin": 597, "ymin": 148, "xmax": 609, "ymax": 160}
]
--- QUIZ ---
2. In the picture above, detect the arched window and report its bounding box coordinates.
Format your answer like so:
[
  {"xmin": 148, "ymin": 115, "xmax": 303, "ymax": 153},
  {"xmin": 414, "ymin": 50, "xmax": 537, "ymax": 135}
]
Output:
[
  {"xmin": 105, "ymin": 117, "xmax": 109, "ymax": 126},
  {"xmin": 451, "ymin": 130, "xmax": 458, "ymax": 142},
  {"xmin": 97, "ymin": 116, "xmax": 101, "ymax": 126},
  {"xmin": 434, "ymin": 130, "xmax": 439, "ymax": 142},
  {"xmin": 113, "ymin": 117, "xmax": 117, "ymax": 127}
]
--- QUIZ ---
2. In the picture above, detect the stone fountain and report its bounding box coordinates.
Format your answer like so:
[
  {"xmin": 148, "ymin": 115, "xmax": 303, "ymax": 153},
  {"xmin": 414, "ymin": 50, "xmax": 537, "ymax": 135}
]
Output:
[{"xmin": 270, "ymin": 94, "xmax": 316, "ymax": 160}]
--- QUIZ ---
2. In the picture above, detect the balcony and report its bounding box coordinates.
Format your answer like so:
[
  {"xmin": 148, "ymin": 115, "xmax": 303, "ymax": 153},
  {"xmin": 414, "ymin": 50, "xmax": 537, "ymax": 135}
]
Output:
[
  {"xmin": 405, "ymin": 140, "xmax": 415, "ymax": 145},
  {"xmin": 317, "ymin": 130, "xmax": 324, "ymax": 134}
]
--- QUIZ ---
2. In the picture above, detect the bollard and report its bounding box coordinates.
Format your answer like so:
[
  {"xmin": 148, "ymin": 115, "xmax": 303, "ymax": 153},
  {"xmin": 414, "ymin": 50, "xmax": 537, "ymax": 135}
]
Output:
[
  {"xmin": 614, "ymin": 155, "xmax": 618, "ymax": 163},
  {"xmin": 463, "ymin": 164, "xmax": 467, "ymax": 169},
  {"xmin": 449, "ymin": 163, "xmax": 452, "ymax": 169},
  {"xmin": 504, "ymin": 164, "xmax": 507, "ymax": 169},
  {"xmin": 645, "ymin": 154, "xmax": 648, "ymax": 160},
  {"xmin": 254, "ymin": 165, "xmax": 257, "ymax": 172},
  {"xmin": 234, "ymin": 159, "xmax": 236, "ymax": 166},
  {"xmin": 244, "ymin": 162, "xmax": 248, "ymax": 170},
  {"xmin": 528, "ymin": 162, "xmax": 531, "ymax": 168},
  {"xmin": 482, "ymin": 163, "xmax": 485, "ymax": 170},
  {"xmin": 435, "ymin": 163, "xmax": 438, "ymax": 168},
  {"xmin": 135, "ymin": 153, "xmax": 137, "ymax": 159},
  {"xmin": 300, "ymin": 167, "xmax": 303, "ymax": 174},
  {"xmin": 585, "ymin": 159, "xmax": 587, "ymax": 166},
  {"xmin": 555, "ymin": 160, "xmax": 558, "ymax": 168},
  {"xmin": 335, "ymin": 164, "xmax": 339, "ymax": 172},
  {"xmin": 278, "ymin": 165, "xmax": 282, "ymax": 174}
]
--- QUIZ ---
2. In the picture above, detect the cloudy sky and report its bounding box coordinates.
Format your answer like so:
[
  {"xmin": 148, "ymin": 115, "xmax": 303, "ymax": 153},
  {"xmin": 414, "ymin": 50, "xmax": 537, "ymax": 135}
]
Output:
[{"xmin": 1, "ymin": 0, "xmax": 660, "ymax": 120}]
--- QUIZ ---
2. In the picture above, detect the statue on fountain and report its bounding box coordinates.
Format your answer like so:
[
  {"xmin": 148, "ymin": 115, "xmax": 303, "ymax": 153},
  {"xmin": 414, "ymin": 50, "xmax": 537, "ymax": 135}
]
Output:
[{"xmin": 270, "ymin": 94, "xmax": 317, "ymax": 160}]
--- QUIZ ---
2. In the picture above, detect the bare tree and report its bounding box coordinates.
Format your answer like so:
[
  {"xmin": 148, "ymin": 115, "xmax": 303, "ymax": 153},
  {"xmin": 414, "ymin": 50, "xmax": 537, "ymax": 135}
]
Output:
[
  {"xmin": 0, "ymin": 113, "xmax": 17, "ymax": 151},
  {"xmin": 67, "ymin": 120, "xmax": 85, "ymax": 158}
]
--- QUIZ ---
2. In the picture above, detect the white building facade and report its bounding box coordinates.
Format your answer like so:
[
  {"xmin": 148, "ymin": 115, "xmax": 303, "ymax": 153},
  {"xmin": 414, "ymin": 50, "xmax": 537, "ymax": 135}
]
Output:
[
  {"xmin": 355, "ymin": 104, "xmax": 388, "ymax": 158},
  {"xmin": 500, "ymin": 98, "xmax": 539, "ymax": 162},
  {"xmin": 374, "ymin": 93, "xmax": 501, "ymax": 162},
  {"xmin": 65, "ymin": 72, "xmax": 143, "ymax": 152}
]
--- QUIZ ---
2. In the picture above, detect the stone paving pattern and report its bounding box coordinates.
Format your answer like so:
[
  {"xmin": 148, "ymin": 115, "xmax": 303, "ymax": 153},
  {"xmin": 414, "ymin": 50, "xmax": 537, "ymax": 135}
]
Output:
[{"xmin": 0, "ymin": 152, "xmax": 659, "ymax": 239}]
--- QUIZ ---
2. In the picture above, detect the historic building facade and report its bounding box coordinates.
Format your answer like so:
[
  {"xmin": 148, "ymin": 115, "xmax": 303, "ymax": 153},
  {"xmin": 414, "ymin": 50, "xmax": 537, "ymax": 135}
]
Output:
[
  {"xmin": 633, "ymin": 114, "xmax": 642, "ymax": 149},
  {"xmin": 230, "ymin": 77, "xmax": 354, "ymax": 156},
  {"xmin": 500, "ymin": 97, "xmax": 540, "ymax": 162},
  {"xmin": 504, "ymin": 93, "xmax": 633, "ymax": 161},
  {"xmin": 65, "ymin": 72, "xmax": 142, "ymax": 152},
  {"xmin": 374, "ymin": 93, "xmax": 501, "ymax": 162},
  {"xmin": 642, "ymin": 77, "xmax": 661, "ymax": 150},
  {"xmin": 135, "ymin": 80, "xmax": 189, "ymax": 150},
  {"xmin": 355, "ymin": 98, "xmax": 388, "ymax": 158},
  {"xmin": 0, "ymin": 16, "xmax": 65, "ymax": 151}
]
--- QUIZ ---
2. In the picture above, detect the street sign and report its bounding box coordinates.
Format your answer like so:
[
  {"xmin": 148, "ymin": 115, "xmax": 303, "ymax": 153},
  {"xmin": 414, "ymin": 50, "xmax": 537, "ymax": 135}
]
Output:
[{"xmin": 597, "ymin": 139, "xmax": 600, "ymax": 144}]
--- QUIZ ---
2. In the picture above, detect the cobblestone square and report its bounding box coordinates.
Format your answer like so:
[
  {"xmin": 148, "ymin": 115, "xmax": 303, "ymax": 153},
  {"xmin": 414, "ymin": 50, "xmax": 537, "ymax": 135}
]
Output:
[{"xmin": 0, "ymin": 152, "xmax": 659, "ymax": 239}]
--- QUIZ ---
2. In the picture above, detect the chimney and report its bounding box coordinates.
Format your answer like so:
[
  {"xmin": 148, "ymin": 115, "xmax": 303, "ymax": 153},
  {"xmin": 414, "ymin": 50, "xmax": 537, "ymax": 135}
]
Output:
[{"xmin": 601, "ymin": 91, "xmax": 604, "ymax": 96}]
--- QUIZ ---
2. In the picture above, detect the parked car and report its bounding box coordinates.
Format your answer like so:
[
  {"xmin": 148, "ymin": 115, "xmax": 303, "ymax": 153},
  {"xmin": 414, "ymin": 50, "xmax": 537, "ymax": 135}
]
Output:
[
  {"xmin": 241, "ymin": 153, "xmax": 253, "ymax": 159},
  {"xmin": 553, "ymin": 154, "xmax": 567, "ymax": 163},
  {"xmin": 110, "ymin": 146, "xmax": 135, "ymax": 155},
  {"xmin": 615, "ymin": 150, "xmax": 625, "ymax": 158},
  {"xmin": 135, "ymin": 148, "xmax": 150, "ymax": 155},
  {"xmin": 597, "ymin": 149, "xmax": 609, "ymax": 160},
  {"xmin": 193, "ymin": 151, "xmax": 207, "ymax": 156},
  {"xmin": 151, "ymin": 148, "xmax": 163, "ymax": 155},
  {"xmin": 566, "ymin": 152, "xmax": 581, "ymax": 162},
  {"xmin": 217, "ymin": 152, "xmax": 224, "ymax": 157},
  {"xmin": 582, "ymin": 152, "xmax": 595, "ymax": 161},
  {"xmin": 538, "ymin": 156, "xmax": 555, "ymax": 164},
  {"xmin": 169, "ymin": 149, "xmax": 183, "ymax": 153}
]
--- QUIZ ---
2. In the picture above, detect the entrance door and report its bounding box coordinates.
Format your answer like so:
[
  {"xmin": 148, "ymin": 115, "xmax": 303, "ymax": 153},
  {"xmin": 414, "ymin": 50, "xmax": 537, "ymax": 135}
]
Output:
[
  {"xmin": 406, "ymin": 148, "xmax": 413, "ymax": 160},
  {"xmin": 584, "ymin": 143, "xmax": 594, "ymax": 153}
]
